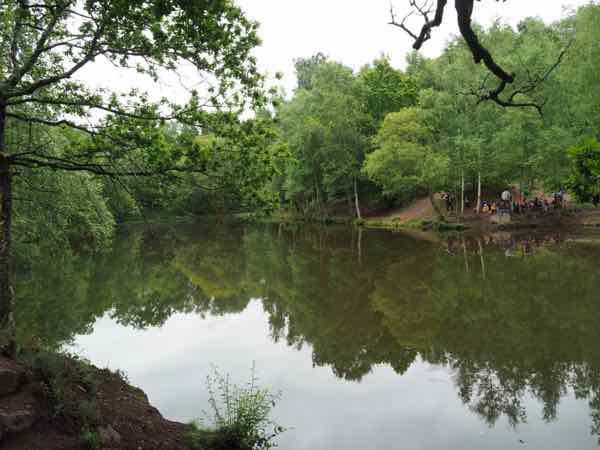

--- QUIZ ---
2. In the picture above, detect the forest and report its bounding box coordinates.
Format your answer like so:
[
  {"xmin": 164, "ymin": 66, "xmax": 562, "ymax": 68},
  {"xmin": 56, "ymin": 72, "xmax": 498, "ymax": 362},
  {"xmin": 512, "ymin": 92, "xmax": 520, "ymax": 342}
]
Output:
[{"xmin": 1, "ymin": 3, "xmax": 598, "ymax": 264}]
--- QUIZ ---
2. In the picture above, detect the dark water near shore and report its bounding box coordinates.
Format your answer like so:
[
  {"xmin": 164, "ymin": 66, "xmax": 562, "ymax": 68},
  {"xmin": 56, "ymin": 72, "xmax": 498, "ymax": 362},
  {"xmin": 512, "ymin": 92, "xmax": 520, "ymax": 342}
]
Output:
[{"xmin": 14, "ymin": 222, "xmax": 600, "ymax": 449}]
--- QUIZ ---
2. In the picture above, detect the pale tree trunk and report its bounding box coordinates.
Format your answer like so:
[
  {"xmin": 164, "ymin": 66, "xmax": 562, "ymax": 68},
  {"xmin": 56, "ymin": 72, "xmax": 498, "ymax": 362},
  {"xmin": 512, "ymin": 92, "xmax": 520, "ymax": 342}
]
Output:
[
  {"xmin": 429, "ymin": 191, "xmax": 443, "ymax": 220},
  {"xmin": 353, "ymin": 178, "xmax": 362, "ymax": 220},
  {"xmin": 476, "ymin": 170, "xmax": 482, "ymax": 215},
  {"xmin": 0, "ymin": 101, "xmax": 15, "ymax": 356},
  {"xmin": 460, "ymin": 171, "xmax": 465, "ymax": 218}
]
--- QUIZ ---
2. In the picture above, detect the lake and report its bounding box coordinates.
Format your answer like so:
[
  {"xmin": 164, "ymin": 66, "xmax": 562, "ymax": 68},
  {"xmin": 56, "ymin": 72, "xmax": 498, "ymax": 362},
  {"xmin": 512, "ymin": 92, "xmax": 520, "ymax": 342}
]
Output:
[{"xmin": 14, "ymin": 221, "xmax": 600, "ymax": 449}]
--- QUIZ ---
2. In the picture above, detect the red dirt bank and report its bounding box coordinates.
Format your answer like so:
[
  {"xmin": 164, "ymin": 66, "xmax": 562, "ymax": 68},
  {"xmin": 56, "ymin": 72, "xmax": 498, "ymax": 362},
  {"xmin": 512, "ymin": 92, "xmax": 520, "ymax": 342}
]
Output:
[{"xmin": 0, "ymin": 355, "xmax": 191, "ymax": 450}]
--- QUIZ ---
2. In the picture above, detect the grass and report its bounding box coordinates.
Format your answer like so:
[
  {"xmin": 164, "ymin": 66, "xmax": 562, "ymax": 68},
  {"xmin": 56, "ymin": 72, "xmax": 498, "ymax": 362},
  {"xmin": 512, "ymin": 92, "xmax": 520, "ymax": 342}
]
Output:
[
  {"xmin": 250, "ymin": 210, "xmax": 351, "ymax": 226},
  {"xmin": 360, "ymin": 217, "xmax": 466, "ymax": 232},
  {"xmin": 186, "ymin": 365, "xmax": 285, "ymax": 450}
]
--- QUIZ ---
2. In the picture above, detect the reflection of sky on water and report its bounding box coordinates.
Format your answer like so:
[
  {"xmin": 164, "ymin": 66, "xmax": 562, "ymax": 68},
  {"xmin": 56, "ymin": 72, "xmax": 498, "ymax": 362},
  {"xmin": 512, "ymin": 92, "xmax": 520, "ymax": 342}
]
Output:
[{"xmin": 72, "ymin": 301, "xmax": 597, "ymax": 450}]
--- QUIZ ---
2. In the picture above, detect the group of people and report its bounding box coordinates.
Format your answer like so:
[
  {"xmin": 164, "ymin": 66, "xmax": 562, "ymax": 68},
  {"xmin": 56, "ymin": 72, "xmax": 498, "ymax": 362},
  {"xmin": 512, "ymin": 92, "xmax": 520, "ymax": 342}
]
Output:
[
  {"xmin": 441, "ymin": 192, "xmax": 456, "ymax": 212},
  {"xmin": 476, "ymin": 189, "xmax": 566, "ymax": 215},
  {"xmin": 512, "ymin": 191, "xmax": 565, "ymax": 214},
  {"xmin": 478, "ymin": 201, "xmax": 499, "ymax": 214},
  {"xmin": 441, "ymin": 189, "xmax": 566, "ymax": 216},
  {"xmin": 475, "ymin": 188, "xmax": 512, "ymax": 215}
]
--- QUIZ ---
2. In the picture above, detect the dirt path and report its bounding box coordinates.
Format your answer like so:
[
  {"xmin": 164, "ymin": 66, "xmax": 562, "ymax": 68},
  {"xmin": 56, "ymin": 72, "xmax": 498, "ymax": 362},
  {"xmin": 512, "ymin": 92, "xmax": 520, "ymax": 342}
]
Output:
[{"xmin": 370, "ymin": 196, "xmax": 435, "ymax": 222}]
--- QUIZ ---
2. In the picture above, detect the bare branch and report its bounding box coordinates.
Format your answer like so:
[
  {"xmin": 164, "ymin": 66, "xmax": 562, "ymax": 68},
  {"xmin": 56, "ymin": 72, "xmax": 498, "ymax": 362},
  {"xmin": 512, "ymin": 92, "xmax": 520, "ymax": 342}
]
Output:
[
  {"xmin": 391, "ymin": 0, "xmax": 573, "ymax": 113},
  {"xmin": 5, "ymin": 112, "xmax": 103, "ymax": 136},
  {"xmin": 9, "ymin": 1, "xmax": 28, "ymax": 71},
  {"xmin": 7, "ymin": 16, "xmax": 106, "ymax": 99},
  {"xmin": 390, "ymin": 0, "xmax": 447, "ymax": 50},
  {"xmin": 455, "ymin": 0, "xmax": 513, "ymax": 83},
  {"xmin": 465, "ymin": 40, "xmax": 573, "ymax": 115},
  {"xmin": 12, "ymin": 154, "xmax": 207, "ymax": 178}
]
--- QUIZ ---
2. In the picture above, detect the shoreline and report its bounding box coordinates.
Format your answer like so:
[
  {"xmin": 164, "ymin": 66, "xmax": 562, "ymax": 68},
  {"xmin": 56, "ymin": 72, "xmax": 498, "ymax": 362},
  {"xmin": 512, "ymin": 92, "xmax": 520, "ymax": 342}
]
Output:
[
  {"xmin": 239, "ymin": 206, "xmax": 600, "ymax": 233},
  {"xmin": 0, "ymin": 353, "xmax": 191, "ymax": 450}
]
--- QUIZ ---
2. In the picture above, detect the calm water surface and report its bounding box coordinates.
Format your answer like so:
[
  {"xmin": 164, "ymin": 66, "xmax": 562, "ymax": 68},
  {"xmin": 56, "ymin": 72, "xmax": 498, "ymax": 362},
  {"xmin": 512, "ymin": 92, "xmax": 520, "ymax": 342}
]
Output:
[{"xmin": 14, "ymin": 222, "xmax": 600, "ymax": 450}]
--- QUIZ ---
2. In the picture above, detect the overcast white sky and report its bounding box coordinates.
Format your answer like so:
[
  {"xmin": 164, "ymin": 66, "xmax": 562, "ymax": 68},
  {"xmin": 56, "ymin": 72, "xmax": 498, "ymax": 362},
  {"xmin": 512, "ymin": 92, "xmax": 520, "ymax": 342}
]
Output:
[
  {"xmin": 236, "ymin": 0, "xmax": 591, "ymax": 95},
  {"xmin": 75, "ymin": 0, "xmax": 592, "ymax": 112}
]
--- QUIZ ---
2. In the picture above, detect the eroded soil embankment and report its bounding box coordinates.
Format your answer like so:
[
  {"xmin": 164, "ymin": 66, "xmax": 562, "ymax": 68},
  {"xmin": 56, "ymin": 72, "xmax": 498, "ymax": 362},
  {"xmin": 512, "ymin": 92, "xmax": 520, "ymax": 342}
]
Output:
[{"xmin": 0, "ymin": 355, "xmax": 191, "ymax": 450}]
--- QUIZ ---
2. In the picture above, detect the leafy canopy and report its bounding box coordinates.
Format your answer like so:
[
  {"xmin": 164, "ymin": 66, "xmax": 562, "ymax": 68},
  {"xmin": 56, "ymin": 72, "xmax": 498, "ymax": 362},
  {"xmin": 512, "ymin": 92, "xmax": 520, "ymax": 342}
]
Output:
[
  {"xmin": 0, "ymin": 0, "xmax": 266, "ymax": 176},
  {"xmin": 566, "ymin": 138, "xmax": 600, "ymax": 204}
]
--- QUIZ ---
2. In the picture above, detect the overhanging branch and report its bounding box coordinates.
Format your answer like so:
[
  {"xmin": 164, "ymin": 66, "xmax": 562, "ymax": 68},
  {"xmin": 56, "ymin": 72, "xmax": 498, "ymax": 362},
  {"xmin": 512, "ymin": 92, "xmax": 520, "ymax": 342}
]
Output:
[
  {"xmin": 390, "ymin": 0, "xmax": 571, "ymax": 112},
  {"xmin": 464, "ymin": 39, "xmax": 573, "ymax": 115}
]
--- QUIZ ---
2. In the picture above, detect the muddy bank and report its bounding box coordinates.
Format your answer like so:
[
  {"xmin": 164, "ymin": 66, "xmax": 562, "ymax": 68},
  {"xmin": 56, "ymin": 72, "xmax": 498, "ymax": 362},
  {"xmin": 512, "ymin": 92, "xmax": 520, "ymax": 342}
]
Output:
[
  {"xmin": 361, "ymin": 205, "xmax": 600, "ymax": 232},
  {"xmin": 0, "ymin": 354, "xmax": 191, "ymax": 450}
]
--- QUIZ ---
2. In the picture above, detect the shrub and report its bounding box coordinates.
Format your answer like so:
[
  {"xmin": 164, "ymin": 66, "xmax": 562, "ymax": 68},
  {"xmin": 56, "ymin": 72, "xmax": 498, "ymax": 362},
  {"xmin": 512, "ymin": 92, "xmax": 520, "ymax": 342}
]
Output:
[
  {"xmin": 187, "ymin": 365, "xmax": 285, "ymax": 450},
  {"xmin": 82, "ymin": 430, "xmax": 102, "ymax": 450}
]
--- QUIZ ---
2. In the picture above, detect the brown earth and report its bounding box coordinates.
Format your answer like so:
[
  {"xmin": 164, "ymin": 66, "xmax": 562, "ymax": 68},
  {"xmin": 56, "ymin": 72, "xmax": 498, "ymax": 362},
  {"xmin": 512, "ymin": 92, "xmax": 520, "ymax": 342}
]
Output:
[
  {"xmin": 0, "ymin": 355, "xmax": 191, "ymax": 450},
  {"xmin": 368, "ymin": 196, "xmax": 435, "ymax": 222},
  {"xmin": 368, "ymin": 194, "xmax": 600, "ymax": 230}
]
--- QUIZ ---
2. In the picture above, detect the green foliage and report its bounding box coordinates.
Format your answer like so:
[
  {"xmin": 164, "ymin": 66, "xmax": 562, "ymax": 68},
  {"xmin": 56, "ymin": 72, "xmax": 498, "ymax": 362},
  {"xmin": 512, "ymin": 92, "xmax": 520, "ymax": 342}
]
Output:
[
  {"xmin": 0, "ymin": 0, "xmax": 283, "ymax": 264},
  {"xmin": 1, "ymin": 0, "xmax": 270, "ymax": 176},
  {"xmin": 13, "ymin": 168, "xmax": 116, "ymax": 259},
  {"xmin": 358, "ymin": 58, "xmax": 418, "ymax": 127},
  {"xmin": 392, "ymin": 6, "xmax": 600, "ymax": 207},
  {"xmin": 187, "ymin": 365, "xmax": 285, "ymax": 450},
  {"xmin": 102, "ymin": 180, "xmax": 142, "ymax": 222},
  {"xmin": 82, "ymin": 430, "xmax": 102, "ymax": 450},
  {"xmin": 273, "ymin": 6, "xmax": 600, "ymax": 217},
  {"xmin": 278, "ymin": 59, "xmax": 372, "ymax": 212},
  {"xmin": 293, "ymin": 52, "xmax": 328, "ymax": 91},
  {"xmin": 566, "ymin": 138, "xmax": 600, "ymax": 203},
  {"xmin": 363, "ymin": 108, "xmax": 447, "ymax": 200}
]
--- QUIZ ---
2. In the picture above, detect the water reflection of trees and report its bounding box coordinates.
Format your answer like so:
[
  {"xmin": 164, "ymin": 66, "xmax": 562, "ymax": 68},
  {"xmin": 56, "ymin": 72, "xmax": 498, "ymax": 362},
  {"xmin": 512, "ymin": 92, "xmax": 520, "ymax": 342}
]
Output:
[{"xmin": 13, "ymin": 223, "xmax": 600, "ymax": 440}]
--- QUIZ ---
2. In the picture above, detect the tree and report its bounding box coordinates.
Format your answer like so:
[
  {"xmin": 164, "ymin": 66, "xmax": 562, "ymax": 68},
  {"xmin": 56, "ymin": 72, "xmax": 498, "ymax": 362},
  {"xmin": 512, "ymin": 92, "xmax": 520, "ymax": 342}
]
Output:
[
  {"xmin": 293, "ymin": 52, "xmax": 328, "ymax": 91},
  {"xmin": 358, "ymin": 57, "xmax": 418, "ymax": 128},
  {"xmin": 278, "ymin": 61, "xmax": 370, "ymax": 217},
  {"xmin": 362, "ymin": 107, "xmax": 448, "ymax": 209},
  {"xmin": 566, "ymin": 138, "xmax": 600, "ymax": 206},
  {"xmin": 403, "ymin": 13, "xmax": 593, "ymax": 212},
  {"xmin": 390, "ymin": 0, "xmax": 571, "ymax": 112},
  {"xmin": 0, "ymin": 0, "xmax": 265, "ymax": 338}
]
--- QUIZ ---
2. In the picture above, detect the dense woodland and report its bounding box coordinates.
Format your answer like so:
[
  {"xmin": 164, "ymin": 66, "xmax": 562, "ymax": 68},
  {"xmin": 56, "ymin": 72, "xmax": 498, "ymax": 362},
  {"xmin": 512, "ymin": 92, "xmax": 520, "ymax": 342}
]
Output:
[{"xmin": 2, "ymin": 2, "xmax": 600, "ymax": 260}]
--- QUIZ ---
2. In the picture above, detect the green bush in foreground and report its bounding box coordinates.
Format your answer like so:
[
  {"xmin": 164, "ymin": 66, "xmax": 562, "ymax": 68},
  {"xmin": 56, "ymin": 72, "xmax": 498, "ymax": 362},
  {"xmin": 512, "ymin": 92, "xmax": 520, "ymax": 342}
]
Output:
[
  {"xmin": 81, "ymin": 430, "xmax": 102, "ymax": 450},
  {"xmin": 187, "ymin": 365, "xmax": 285, "ymax": 450}
]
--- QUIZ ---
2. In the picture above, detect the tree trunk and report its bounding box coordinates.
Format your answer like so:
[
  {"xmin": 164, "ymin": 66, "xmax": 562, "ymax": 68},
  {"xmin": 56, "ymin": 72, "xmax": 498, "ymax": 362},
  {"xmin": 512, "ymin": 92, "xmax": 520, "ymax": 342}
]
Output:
[
  {"xmin": 353, "ymin": 178, "xmax": 362, "ymax": 220},
  {"xmin": 476, "ymin": 170, "xmax": 482, "ymax": 215},
  {"xmin": 429, "ymin": 191, "xmax": 443, "ymax": 220},
  {"xmin": 0, "ymin": 101, "xmax": 15, "ymax": 356},
  {"xmin": 460, "ymin": 171, "xmax": 465, "ymax": 218},
  {"xmin": 0, "ymin": 160, "xmax": 11, "ymax": 322}
]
